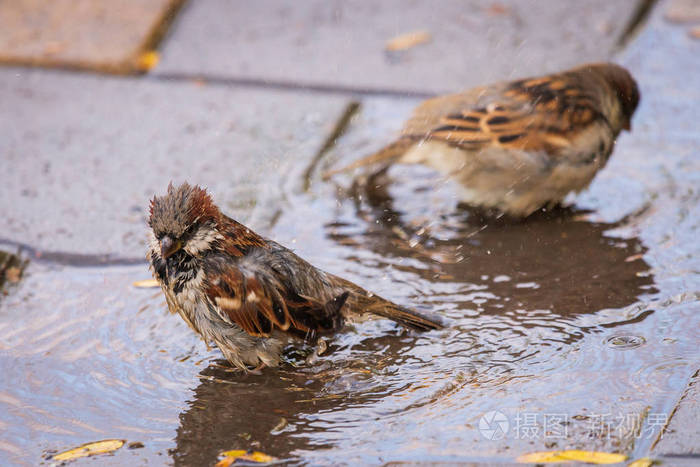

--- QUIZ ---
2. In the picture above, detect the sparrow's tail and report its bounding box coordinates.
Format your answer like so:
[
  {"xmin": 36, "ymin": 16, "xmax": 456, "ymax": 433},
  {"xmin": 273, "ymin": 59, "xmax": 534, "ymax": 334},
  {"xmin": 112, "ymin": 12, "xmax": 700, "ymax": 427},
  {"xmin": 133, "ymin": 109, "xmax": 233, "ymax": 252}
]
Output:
[
  {"xmin": 368, "ymin": 300, "xmax": 445, "ymax": 331},
  {"xmin": 322, "ymin": 138, "xmax": 414, "ymax": 180},
  {"xmin": 336, "ymin": 277, "xmax": 445, "ymax": 331}
]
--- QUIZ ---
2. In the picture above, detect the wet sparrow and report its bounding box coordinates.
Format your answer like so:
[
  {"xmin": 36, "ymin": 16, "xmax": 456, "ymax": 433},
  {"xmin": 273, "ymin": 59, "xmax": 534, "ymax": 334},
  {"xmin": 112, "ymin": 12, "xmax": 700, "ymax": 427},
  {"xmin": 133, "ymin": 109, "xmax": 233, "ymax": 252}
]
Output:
[
  {"xmin": 147, "ymin": 183, "xmax": 443, "ymax": 372},
  {"xmin": 326, "ymin": 63, "xmax": 639, "ymax": 217}
]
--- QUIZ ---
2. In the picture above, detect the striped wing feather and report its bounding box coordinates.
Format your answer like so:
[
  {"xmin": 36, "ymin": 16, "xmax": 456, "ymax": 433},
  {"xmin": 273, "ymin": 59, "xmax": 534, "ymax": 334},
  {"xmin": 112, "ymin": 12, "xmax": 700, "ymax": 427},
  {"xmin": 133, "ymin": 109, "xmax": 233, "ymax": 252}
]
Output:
[
  {"xmin": 205, "ymin": 261, "xmax": 347, "ymax": 339},
  {"xmin": 404, "ymin": 73, "xmax": 604, "ymax": 157}
]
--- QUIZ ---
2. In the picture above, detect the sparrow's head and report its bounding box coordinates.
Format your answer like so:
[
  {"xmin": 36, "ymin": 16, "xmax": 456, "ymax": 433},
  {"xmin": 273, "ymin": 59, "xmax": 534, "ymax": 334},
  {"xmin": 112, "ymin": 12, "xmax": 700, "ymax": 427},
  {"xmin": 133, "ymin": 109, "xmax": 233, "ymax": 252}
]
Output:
[
  {"xmin": 590, "ymin": 63, "xmax": 640, "ymax": 131},
  {"xmin": 148, "ymin": 182, "xmax": 221, "ymax": 259}
]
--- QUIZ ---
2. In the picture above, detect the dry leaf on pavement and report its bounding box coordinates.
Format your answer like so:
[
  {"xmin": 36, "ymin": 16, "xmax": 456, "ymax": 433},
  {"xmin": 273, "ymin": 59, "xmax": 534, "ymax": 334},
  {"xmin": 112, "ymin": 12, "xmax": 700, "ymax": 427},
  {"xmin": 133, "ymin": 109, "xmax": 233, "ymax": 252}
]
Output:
[
  {"xmin": 137, "ymin": 51, "xmax": 160, "ymax": 71},
  {"xmin": 216, "ymin": 450, "xmax": 277, "ymax": 466},
  {"xmin": 385, "ymin": 30, "xmax": 431, "ymax": 51},
  {"xmin": 517, "ymin": 449, "xmax": 627, "ymax": 464},
  {"xmin": 627, "ymin": 458, "xmax": 654, "ymax": 467},
  {"xmin": 52, "ymin": 439, "xmax": 125, "ymax": 461},
  {"xmin": 133, "ymin": 279, "xmax": 160, "ymax": 288}
]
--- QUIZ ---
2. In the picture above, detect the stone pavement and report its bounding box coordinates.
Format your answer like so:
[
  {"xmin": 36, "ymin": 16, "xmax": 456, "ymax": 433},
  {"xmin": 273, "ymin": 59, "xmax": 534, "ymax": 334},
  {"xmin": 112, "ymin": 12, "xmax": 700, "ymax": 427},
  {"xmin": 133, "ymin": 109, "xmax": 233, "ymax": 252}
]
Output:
[
  {"xmin": 0, "ymin": 0, "xmax": 184, "ymax": 73},
  {"xmin": 652, "ymin": 370, "xmax": 699, "ymax": 457},
  {"xmin": 1, "ymin": 69, "xmax": 349, "ymax": 260},
  {"xmin": 0, "ymin": 0, "xmax": 644, "ymax": 261},
  {"xmin": 155, "ymin": 0, "xmax": 637, "ymax": 95},
  {"xmin": 1, "ymin": 0, "xmax": 699, "ymax": 465}
]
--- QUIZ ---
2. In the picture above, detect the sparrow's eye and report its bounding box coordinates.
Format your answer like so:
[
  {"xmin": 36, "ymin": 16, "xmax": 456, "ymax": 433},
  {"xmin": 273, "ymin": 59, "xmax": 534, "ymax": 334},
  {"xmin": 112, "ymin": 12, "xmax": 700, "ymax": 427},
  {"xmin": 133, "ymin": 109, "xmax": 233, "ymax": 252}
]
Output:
[{"xmin": 181, "ymin": 224, "xmax": 197, "ymax": 240}]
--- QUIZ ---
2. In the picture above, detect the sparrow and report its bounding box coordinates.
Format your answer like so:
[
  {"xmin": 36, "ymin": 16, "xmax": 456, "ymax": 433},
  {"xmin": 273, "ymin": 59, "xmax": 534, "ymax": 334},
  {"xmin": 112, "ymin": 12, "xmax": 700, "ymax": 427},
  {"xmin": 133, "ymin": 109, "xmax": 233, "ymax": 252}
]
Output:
[
  {"xmin": 325, "ymin": 63, "xmax": 640, "ymax": 217},
  {"xmin": 146, "ymin": 182, "xmax": 444, "ymax": 372}
]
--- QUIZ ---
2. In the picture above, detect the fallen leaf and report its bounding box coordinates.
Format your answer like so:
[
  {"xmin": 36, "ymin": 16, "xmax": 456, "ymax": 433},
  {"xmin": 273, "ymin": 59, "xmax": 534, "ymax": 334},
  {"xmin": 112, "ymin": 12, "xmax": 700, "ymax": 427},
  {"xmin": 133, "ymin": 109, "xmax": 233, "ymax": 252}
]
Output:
[
  {"xmin": 52, "ymin": 439, "xmax": 125, "ymax": 461},
  {"xmin": 133, "ymin": 279, "xmax": 159, "ymax": 288},
  {"xmin": 270, "ymin": 417, "xmax": 288, "ymax": 434},
  {"xmin": 137, "ymin": 51, "xmax": 160, "ymax": 71},
  {"xmin": 385, "ymin": 30, "xmax": 431, "ymax": 51},
  {"xmin": 517, "ymin": 449, "xmax": 627, "ymax": 464},
  {"xmin": 628, "ymin": 458, "xmax": 654, "ymax": 467},
  {"xmin": 690, "ymin": 25, "xmax": 700, "ymax": 39},
  {"xmin": 216, "ymin": 450, "xmax": 277, "ymax": 466},
  {"xmin": 5, "ymin": 266, "xmax": 21, "ymax": 283}
]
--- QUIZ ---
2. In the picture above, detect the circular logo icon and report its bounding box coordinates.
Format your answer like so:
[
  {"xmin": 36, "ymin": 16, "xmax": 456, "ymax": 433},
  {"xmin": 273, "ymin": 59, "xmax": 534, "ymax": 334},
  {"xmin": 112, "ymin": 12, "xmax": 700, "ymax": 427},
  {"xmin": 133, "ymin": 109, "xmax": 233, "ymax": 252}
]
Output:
[{"xmin": 479, "ymin": 410, "xmax": 509, "ymax": 440}]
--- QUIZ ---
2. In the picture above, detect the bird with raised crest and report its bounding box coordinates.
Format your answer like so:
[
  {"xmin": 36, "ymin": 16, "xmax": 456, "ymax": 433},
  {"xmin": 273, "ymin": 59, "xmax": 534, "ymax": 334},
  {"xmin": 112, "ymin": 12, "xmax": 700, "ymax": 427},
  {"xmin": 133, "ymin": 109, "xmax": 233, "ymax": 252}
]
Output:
[
  {"xmin": 325, "ymin": 63, "xmax": 639, "ymax": 217},
  {"xmin": 146, "ymin": 182, "xmax": 444, "ymax": 372}
]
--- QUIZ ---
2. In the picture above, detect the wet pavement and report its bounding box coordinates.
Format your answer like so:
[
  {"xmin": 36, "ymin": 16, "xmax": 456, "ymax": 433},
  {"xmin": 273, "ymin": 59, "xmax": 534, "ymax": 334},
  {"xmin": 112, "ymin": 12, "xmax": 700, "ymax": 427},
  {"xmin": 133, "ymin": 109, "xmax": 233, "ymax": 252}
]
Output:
[
  {"xmin": 0, "ymin": 70, "xmax": 349, "ymax": 259},
  {"xmin": 1, "ymin": 0, "xmax": 699, "ymax": 466}
]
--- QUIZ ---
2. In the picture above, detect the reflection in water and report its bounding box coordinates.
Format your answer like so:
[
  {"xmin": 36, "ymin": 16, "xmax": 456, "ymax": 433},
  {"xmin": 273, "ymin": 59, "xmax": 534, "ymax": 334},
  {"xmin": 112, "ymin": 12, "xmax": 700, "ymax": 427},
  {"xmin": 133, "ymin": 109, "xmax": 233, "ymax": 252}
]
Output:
[
  {"xmin": 338, "ymin": 167, "xmax": 656, "ymax": 319},
  {"xmin": 170, "ymin": 169, "xmax": 658, "ymax": 464},
  {"xmin": 172, "ymin": 365, "xmax": 311, "ymax": 465}
]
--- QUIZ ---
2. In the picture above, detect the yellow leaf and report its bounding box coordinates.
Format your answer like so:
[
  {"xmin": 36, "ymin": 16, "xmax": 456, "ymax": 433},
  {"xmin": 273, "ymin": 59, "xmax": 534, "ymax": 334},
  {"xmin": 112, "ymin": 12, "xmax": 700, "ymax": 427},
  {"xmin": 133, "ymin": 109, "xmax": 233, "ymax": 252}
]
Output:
[
  {"xmin": 216, "ymin": 450, "xmax": 277, "ymax": 466},
  {"xmin": 52, "ymin": 439, "xmax": 125, "ymax": 461},
  {"xmin": 628, "ymin": 458, "xmax": 654, "ymax": 467},
  {"xmin": 137, "ymin": 51, "xmax": 160, "ymax": 71},
  {"xmin": 517, "ymin": 450, "xmax": 627, "ymax": 464},
  {"xmin": 133, "ymin": 279, "xmax": 160, "ymax": 288},
  {"xmin": 385, "ymin": 30, "xmax": 431, "ymax": 51}
]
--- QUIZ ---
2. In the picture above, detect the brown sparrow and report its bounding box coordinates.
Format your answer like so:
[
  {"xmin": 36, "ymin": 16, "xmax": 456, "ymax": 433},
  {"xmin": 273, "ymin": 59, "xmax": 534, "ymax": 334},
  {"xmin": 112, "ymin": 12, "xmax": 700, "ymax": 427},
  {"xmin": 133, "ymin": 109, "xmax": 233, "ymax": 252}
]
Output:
[
  {"xmin": 147, "ymin": 183, "xmax": 443, "ymax": 372},
  {"xmin": 325, "ymin": 63, "xmax": 639, "ymax": 217}
]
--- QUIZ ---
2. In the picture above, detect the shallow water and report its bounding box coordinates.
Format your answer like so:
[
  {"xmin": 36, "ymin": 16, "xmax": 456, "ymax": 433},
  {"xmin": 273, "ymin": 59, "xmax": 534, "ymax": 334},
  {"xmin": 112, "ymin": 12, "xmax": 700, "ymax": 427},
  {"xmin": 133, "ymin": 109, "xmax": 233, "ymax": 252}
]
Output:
[
  {"xmin": 2, "ymin": 137, "xmax": 698, "ymax": 465},
  {"xmin": 2, "ymin": 24, "xmax": 700, "ymax": 464}
]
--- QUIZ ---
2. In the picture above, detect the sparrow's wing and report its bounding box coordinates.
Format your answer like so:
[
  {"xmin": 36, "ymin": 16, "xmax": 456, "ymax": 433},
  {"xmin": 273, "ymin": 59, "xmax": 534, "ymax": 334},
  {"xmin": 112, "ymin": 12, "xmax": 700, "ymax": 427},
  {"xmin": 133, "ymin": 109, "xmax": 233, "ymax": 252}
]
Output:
[
  {"xmin": 405, "ymin": 71, "xmax": 611, "ymax": 158},
  {"xmin": 202, "ymin": 249, "xmax": 347, "ymax": 339},
  {"xmin": 325, "ymin": 70, "xmax": 612, "ymax": 175}
]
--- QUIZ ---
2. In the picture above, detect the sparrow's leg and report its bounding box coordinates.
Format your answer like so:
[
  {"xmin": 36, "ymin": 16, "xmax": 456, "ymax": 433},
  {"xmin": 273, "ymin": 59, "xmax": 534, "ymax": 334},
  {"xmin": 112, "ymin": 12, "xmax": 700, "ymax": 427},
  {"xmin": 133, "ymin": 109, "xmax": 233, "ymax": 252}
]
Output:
[{"xmin": 247, "ymin": 362, "xmax": 267, "ymax": 376}]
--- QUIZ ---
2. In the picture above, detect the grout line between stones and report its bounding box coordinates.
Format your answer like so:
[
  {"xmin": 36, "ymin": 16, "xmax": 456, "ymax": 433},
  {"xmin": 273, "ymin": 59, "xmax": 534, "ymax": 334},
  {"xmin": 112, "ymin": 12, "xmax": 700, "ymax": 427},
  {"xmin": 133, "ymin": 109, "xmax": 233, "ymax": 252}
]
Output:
[
  {"xmin": 148, "ymin": 73, "xmax": 438, "ymax": 99},
  {"xmin": 302, "ymin": 101, "xmax": 361, "ymax": 193},
  {"xmin": 649, "ymin": 367, "xmax": 700, "ymax": 453},
  {"xmin": 0, "ymin": 239, "xmax": 146, "ymax": 268},
  {"xmin": 614, "ymin": 0, "xmax": 659, "ymax": 53}
]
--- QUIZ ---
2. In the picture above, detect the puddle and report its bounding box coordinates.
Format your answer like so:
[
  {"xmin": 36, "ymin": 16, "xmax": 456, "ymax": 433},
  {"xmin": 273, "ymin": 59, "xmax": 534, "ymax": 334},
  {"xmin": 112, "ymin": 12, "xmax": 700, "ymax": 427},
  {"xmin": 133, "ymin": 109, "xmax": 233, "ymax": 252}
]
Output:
[
  {"xmin": 606, "ymin": 334, "xmax": 647, "ymax": 350},
  {"xmin": 2, "ymin": 59, "xmax": 700, "ymax": 467},
  {"xmin": 2, "ymin": 132, "xmax": 697, "ymax": 465}
]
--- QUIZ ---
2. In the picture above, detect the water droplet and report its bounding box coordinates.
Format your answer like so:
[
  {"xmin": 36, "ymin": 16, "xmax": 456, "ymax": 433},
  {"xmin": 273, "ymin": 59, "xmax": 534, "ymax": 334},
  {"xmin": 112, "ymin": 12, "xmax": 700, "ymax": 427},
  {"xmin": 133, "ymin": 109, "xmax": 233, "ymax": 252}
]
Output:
[{"xmin": 606, "ymin": 334, "xmax": 646, "ymax": 350}]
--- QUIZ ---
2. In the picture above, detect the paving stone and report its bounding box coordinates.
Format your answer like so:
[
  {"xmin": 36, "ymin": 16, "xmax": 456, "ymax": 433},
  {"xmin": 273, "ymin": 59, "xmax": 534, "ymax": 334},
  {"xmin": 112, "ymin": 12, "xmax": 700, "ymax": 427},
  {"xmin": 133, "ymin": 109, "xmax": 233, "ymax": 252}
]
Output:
[
  {"xmin": 156, "ymin": 0, "xmax": 637, "ymax": 95},
  {"xmin": 0, "ymin": 68, "xmax": 350, "ymax": 260},
  {"xmin": 653, "ymin": 371, "xmax": 700, "ymax": 456},
  {"xmin": 0, "ymin": 0, "xmax": 184, "ymax": 73}
]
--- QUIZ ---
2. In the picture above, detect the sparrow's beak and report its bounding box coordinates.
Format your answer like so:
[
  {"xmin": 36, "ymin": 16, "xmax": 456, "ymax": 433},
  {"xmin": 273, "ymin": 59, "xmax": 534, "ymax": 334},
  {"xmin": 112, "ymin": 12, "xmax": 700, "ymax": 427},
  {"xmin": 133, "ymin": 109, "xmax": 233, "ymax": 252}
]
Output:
[{"xmin": 160, "ymin": 236, "xmax": 182, "ymax": 259}]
